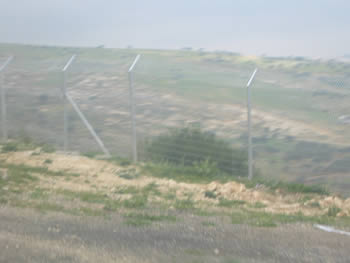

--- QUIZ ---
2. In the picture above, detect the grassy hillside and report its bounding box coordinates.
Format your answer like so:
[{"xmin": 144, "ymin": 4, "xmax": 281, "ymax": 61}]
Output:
[
  {"xmin": 1, "ymin": 145, "xmax": 350, "ymax": 263},
  {"xmin": 1, "ymin": 43, "xmax": 350, "ymax": 195},
  {"xmin": 1, "ymin": 144, "xmax": 350, "ymax": 227}
]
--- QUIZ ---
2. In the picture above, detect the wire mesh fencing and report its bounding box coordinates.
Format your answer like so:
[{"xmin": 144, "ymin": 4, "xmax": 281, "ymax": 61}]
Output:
[
  {"xmin": 1, "ymin": 47, "xmax": 350, "ymax": 195},
  {"xmin": 132, "ymin": 55, "xmax": 256, "ymax": 176},
  {"xmin": 0, "ymin": 49, "xmax": 137, "ymax": 157}
]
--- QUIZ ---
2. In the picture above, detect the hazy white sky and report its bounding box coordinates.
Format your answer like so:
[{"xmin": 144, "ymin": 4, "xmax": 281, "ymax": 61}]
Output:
[{"xmin": 0, "ymin": 0, "xmax": 349, "ymax": 58}]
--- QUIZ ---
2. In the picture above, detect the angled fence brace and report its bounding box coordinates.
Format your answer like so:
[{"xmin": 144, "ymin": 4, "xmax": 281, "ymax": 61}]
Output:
[
  {"xmin": 65, "ymin": 93, "xmax": 111, "ymax": 157},
  {"xmin": 0, "ymin": 56, "xmax": 14, "ymax": 141},
  {"xmin": 62, "ymin": 55, "xmax": 76, "ymax": 151},
  {"xmin": 61, "ymin": 54, "xmax": 111, "ymax": 157}
]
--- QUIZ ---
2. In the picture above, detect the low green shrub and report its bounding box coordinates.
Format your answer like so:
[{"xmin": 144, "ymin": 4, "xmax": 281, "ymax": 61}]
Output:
[
  {"xmin": 1, "ymin": 137, "xmax": 55, "ymax": 153},
  {"xmin": 193, "ymin": 159, "xmax": 220, "ymax": 177},
  {"xmin": 144, "ymin": 127, "xmax": 247, "ymax": 176},
  {"xmin": 124, "ymin": 213, "xmax": 176, "ymax": 226},
  {"xmin": 204, "ymin": 190, "xmax": 217, "ymax": 199},
  {"xmin": 44, "ymin": 159, "xmax": 53, "ymax": 164},
  {"xmin": 107, "ymin": 156, "xmax": 132, "ymax": 167},
  {"xmin": 328, "ymin": 206, "xmax": 341, "ymax": 217},
  {"xmin": 2, "ymin": 142, "xmax": 18, "ymax": 152},
  {"xmin": 83, "ymin": 152, "xmax": 99, "ymax": 158},
  {"xmin": 141, "ymin": 162, "xmax": 232, "ymax": 184},
  {"xmin": 40, "ymin": 144, "xmax": 55, "ymax": 153}
]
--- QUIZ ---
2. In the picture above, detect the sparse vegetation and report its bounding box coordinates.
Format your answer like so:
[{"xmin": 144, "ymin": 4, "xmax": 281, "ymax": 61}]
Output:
[
  {"xmin": 1, "ymin": 43, "xmax": 350, "ymax": 263},
  {"xmin": 143, "ymin": 162, "xmax": 330, "ymax": 196},
  {"xmin": 44, "ymin": 159, "xmax": 52, "ymax": 164},
  {"xmin": 2, "ymin": 142, "xmax": 18, "ymax": 153},
  {"xmin": 204, "ymin": 190, "xmax": 217, "ymax": 199},
  {"xmin": 58, "ymin": 189, "xmax": 108, "ymax": 204},
  {"xmin": 328, "ymin": 206, "xmax": 341, "ymax": 217},
  {"xmin": 80, "ymin": 207, "xmax": 105, "ymax": 217},
  {"xmin": 219, "ymin": 199, "xmax": 246, "ymax": 207},
  {"xmin": 174, "ymin": 198, "xmax": 195, "ymax": 210},
  {"xmin": 1, "ymin": 138, "xmax": 55, "ymax": 154},
  {"xmin": 108, "ymin": 156, "xmax": 132, "ymax": 167},
  {"xmin": 324, "ymin": 159, "xmax": 350, "ymax": 174},
  {"xmin": 34, "ymin": 202, "xmax": 64, "ymax": 213},
  {"xmin": 103, "ymin": 200, "xmax": 121, "ymax": 212},
  {"xmin": 83, "ymin": 152, "xmax": 100, "ymax": 158},
  {"xmin": 116, "ymin": 168, "xmax": 139, "ymax": 180},
  {"xmin": 122, "ymin": 194, "xmax": 147, "ymax": 209},
  {"xmin": 30, "ymin": 188, "xmax": 48, "ymax": 199},
  {"xmin": 230, "ymin": 210, "xmax": 340, "ymax": 228},
  {"xmin": 0, "ymin": 140, "xmax": 349, "ymax": 234},
  {"xmin": 142, "ymin": 162, "xmax": 233, "ymax": 184},
  {"xmin": 1, "ymin": 44, "xmax": 350, "ymax": 197},
  {"xmin": 270, "ymin": 181, "xmax": 329, "ymax": 195},
  {"xmin": 0, "ymin": 163, "xmax": 39, "ymax": 185},
  {"xmin": 249, "ymin": 202, "xmax": 267, "ymax": 209},
  {"xmin": 285, "ymin": 141, "xmax": 334, "ymax": 162},
  {"xmin": 240, "ymin": 176, "xmax": 329, "ymax": 195},
  {"xmin": 309, "ymin": 201, "xmax": 321, "ymax": 208},
  {"xmin": 144, "ymin": 127, "xmax": 248, "ymax": 176},
  {"xmin": 201, "ymin": 221, "xmax": 216, "ymax": 227},
  {"xmin": 115, "ymin": 186, "xmax": 139, "ymax": 195},
  {"xmin": 123, "ymin": 212, "xmax": 176, "ymax": 226},
  {"xmin": 0, "ymin": 162, "xmax": 77, "ymax": 178},
  {"xmin": 40, "ymin": 144, "xmax": 55, "ymax": 153}
]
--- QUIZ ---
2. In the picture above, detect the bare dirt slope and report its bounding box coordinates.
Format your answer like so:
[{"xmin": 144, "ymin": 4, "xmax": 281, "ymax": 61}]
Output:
[{"xmin": 1, "ymin": 150, "xmax": 350, "ymax": 217}]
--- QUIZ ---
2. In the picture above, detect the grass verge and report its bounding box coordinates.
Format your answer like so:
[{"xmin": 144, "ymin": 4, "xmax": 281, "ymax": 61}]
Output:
[
  {"xmin": 142, "ymin": 162, "xmax": 330, "ymax": 196},
  {"xmin": 124, "ymin": 212, "xmax": 176, "ymax": 226}
]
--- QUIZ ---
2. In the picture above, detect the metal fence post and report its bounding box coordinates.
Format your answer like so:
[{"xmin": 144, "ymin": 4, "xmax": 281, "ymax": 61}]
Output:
[
  {"xmin": 128, "ymin": 54, "xmax": 141, "ymax": 163},
  {"xmin": 63, "ymin": 70, "xmax": 68, "ymax": 151},
  {"xmin": 0, "ymin": 56, "xmax": 14, "ymax": 142},
  {"xmin": 246, "ymin": 68, "xmax": 258, "ymax": 180}
]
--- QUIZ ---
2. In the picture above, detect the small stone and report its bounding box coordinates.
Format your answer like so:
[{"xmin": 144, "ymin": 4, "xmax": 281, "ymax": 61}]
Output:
[{"xmin": 214, "ymin": 248, "xmax": 219, "ymax": 255}]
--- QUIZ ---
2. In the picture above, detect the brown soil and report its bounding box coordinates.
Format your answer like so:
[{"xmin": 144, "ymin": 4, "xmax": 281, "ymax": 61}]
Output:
[{"xmin": 1, "ymin": 150, "xmax": 349, "ymax": 217}]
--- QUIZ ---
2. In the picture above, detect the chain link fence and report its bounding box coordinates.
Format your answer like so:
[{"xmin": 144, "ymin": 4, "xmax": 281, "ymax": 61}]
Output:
[{"xmin": 1, "ymin": 47, "xmax": 350, "ymax": 195}]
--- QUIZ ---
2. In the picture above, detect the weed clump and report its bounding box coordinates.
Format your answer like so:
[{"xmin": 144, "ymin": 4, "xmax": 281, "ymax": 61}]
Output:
[
  {"xmin": 204, "ymin": 190, "xmax": 217, "ymax": 199},
  {"xmin": 144, "ymin": 127, "xmax": 247, "ymax": 176},
  {"xmin": 327, "ymin": 206, "xmax": 341, "ymax": 217},
  {"xmin": 124, "ymin": 213, "xmax": 176, "ymax": 226},
  {"xmin": 2, "ymin": 142, "xmax": 18, "ymax": 153},
  {"xmin": 219, "ymin": 198, "xmax": 246, "ymax": 207},
  {"xmin": 44, "ymin": 159, "xmax": 53, "ymax": 164}
]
